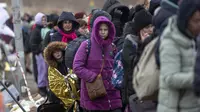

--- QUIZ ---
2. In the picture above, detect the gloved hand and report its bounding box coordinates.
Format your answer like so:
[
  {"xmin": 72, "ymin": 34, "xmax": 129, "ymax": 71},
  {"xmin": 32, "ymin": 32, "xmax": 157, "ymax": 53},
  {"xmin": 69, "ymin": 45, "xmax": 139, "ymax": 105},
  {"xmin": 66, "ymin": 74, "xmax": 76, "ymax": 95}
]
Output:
[{"xmin": 113, "ymin": 8, "xmax": 123, "ymax": 20}]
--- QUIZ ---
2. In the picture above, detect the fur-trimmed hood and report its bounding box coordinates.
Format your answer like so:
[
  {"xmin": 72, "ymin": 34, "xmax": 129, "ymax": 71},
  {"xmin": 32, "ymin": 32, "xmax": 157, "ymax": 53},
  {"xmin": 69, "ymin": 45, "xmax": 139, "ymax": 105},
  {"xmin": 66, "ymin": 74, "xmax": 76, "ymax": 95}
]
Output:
[{"xmin": 44, "ymin": 42, "xmax": 67, "ymax": 68}]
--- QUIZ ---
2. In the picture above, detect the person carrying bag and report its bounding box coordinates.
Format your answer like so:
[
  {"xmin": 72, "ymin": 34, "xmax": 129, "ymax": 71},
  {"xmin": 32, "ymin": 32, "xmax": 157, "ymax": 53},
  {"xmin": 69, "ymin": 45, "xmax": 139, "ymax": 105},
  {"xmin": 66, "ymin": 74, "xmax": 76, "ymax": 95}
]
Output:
[{"xmin": 73, "ymin": 16, "xmax": 122, "ymax": 112}]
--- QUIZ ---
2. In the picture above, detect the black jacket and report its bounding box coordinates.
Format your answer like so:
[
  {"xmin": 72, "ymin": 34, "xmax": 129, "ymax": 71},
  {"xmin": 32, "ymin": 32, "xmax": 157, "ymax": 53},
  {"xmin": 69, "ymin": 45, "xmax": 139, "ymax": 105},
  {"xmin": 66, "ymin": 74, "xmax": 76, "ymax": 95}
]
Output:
[
  {"xmin": 30, "ymin": 25, "xmax": 43, "ymax": 54},
  {"xmin": 102, "ymin": 0, "xmax": 129, "ymax": 37},
  {"xmin": 121, "ymin": 21, "xmax": 139, "ymax": 104}
]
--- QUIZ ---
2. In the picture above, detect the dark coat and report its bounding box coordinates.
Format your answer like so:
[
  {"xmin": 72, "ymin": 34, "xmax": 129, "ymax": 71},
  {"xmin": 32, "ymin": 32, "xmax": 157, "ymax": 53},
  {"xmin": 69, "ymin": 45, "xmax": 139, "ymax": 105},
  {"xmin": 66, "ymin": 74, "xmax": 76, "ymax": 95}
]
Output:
[
  {"xmin": 121, "ymin": 21, "xmax": 139, "ymax": 104},
  {"xmin": 102, "ymin": 0, "xmax": 129, "ymax": 37},
  {"xmin": 102, "ymin": 0, "xmax": 129, "ymax": 23},
  {"xmin": 30, "ymin": 25, "xmax": 43, "ymax": 54}
]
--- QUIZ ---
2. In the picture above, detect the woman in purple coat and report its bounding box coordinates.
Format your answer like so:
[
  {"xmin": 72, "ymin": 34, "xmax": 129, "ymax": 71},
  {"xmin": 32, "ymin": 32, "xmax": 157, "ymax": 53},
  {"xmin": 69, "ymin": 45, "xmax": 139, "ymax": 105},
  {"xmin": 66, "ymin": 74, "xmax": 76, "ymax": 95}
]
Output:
[{"xmin": 73, "ymin": 16, "xmax": 122, "ymax": 112}]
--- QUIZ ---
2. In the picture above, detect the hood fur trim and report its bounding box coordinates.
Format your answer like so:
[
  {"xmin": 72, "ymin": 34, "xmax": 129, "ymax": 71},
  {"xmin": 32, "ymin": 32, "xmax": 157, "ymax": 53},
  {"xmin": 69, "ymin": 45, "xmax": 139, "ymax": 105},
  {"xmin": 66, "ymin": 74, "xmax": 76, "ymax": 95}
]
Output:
[{"xmin": 44, "ymin": 42, "xmax": 67, "ymax": 68}]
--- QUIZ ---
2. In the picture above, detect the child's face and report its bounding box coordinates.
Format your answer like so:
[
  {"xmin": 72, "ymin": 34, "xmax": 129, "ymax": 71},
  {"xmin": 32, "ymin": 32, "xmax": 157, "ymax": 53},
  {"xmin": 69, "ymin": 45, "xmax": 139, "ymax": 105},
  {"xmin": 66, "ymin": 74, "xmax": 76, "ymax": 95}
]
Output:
[
  {"xmin": 53, "ymin": 50, "xmax": 63, "ymax": 60},
  {"xmin": 99, "ymin": 23, "xmax": 109, "ymax": 39}
]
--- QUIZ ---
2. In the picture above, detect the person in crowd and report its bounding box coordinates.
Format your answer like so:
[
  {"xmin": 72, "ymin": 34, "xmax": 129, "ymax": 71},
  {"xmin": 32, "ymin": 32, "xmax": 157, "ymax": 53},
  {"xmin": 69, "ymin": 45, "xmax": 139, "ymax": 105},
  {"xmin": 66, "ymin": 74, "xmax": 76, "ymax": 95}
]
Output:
[
  {"xmin": 22, "ymin": 13, "xmax": 33, "ymax": 74},
  {"xmin": 102, "ymin": 0, "xmax": 129, "ymax": 37},
  {"xmin": 157, "ymin": 0, "xmax": 200, "ymax": 111},
  {"xmin": 51, "ymin": 11, "xmax": 80, "ymax": 43},
  {"xmin": 44, "ymin": 42, "xmax": 80, "ymax": 111},
  {"xmin": 30, "ymin": 12, "xmax": 48, "ymax": 97},
  {"xmin": 121, "ymin": 5, "xmax": 153, "ymax": 108},
  {"xmin": 153, "ymin": 0, "xmax": 179, "ymax": 67},
  {"xmin": 42, "ymin": 13, "xmax": 59, "ymax": 49},
  {"xmin": 77, "ymin": 19, "xmax": 89, "ymax": 36},
  {"xmin": 73, "ymin": 16, "xmax": 122, "ymax": 112},
  {"xmin": 41, "ymin": 15, "xmax": 50, "ymax": 40}
]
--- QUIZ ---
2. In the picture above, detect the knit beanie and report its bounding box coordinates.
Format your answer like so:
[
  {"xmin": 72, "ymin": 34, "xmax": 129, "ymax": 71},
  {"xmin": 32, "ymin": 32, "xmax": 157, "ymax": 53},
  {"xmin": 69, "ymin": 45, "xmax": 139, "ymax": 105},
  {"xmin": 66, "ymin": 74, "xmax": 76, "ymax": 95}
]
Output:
[{"xmin": 133, "ymin": 5, "xmax": 153, "ymax": 33}]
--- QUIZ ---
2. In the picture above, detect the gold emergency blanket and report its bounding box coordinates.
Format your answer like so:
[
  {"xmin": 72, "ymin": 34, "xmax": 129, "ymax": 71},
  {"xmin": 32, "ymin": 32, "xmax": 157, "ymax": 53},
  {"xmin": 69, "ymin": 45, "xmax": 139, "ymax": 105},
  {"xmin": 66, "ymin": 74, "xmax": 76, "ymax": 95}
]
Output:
[{"xmin": 48, "ymin": 66, "xmax": 80, "ymax": 111}]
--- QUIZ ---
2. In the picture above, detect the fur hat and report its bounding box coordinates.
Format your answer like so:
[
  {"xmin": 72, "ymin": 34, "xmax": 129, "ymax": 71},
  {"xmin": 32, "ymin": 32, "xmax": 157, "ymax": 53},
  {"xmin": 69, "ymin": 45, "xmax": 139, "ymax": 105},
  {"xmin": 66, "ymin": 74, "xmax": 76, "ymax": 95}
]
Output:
[{"xmin": 44, "ymin": 42, "xmax": 67, "ymax": 68}]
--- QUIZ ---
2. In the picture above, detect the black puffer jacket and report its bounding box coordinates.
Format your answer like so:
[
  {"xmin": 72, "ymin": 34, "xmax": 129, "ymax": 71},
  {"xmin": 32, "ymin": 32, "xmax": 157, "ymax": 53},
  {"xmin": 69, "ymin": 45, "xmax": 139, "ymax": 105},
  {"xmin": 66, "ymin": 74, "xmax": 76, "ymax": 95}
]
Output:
[
  {"xmin": 102, "ymin": 0, "xmax": 129, "ymax": 37},
  {"xmin": 29, "ymin": 25, "xmax": 43, "ymax": 54},
  {"xmin": 121, "ymin": 21, "xmax": 138, "ymax": 104},
  {"xmin": 51, "ymin": 12, "xmax": 80, "ymax": 42}
]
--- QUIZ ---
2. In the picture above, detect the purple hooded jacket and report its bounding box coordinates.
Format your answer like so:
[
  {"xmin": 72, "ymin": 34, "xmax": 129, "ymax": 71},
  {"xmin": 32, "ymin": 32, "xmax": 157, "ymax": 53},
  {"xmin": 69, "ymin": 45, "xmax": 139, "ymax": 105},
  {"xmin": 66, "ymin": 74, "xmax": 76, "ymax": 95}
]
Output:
[{"xmin": 73, "ymin": 16, "xmax": 122, "ymax": 110}]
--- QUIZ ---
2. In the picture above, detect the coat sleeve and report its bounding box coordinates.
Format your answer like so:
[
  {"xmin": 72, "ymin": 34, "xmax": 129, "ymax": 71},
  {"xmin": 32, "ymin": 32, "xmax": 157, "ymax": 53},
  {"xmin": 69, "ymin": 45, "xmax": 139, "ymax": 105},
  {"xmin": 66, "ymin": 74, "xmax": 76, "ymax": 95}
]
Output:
[
  {"xmin": 73, "ymin": 41, "xmax": 98, "ymax": 83},
  {"xmin": 48, "ymin": 67, "xmax": 74, "ymax": 108},
  {"xmin": 160, "ymin": 39, "xmax": 193, "ymax": 89}
]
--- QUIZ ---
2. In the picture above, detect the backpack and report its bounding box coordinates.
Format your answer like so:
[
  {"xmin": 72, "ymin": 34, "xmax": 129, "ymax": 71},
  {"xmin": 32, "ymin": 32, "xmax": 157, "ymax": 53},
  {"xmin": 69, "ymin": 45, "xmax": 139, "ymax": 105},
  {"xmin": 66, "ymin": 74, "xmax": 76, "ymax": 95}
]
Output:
[
  {"xmin": 113, "ymin": 36, "xmax": 125, "ymax": 51},
  {"xmin": 65, "ymin": 35, "xmax": 89, "ymax": 69},
  {"xmin": 133, "ymin": 37, "xmax": 159, "ymax": 100},
  {"xmin": 111, "ymin": 35, "xmax": 137, "ymax": 90},
  {"xmin": 111, "ymin": 50, "xmax": 124, "ymax": 89}
]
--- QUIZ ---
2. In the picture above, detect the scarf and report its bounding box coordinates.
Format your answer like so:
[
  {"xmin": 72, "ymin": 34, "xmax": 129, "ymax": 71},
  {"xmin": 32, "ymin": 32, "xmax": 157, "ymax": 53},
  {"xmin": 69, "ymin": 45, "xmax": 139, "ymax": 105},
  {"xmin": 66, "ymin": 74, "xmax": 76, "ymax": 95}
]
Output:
[{"xmin": 58, "ymin": 29, "xmax": 77, "ymax": 43}]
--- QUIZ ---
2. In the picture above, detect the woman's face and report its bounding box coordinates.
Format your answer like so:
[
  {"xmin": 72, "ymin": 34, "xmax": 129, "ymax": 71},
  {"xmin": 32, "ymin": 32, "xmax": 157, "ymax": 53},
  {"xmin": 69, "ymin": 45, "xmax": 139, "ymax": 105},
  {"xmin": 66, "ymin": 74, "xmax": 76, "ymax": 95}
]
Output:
[
  {"xmin": 99, "ymin": 23, "xmax": 109, "ymax": 39},
  {"xmin": 63, "ymin": 20, "xmax": 73, "ymax": 32},
  {"xmin": 53, "ymin": 50, "xmax": 63, "ymax": 60}
]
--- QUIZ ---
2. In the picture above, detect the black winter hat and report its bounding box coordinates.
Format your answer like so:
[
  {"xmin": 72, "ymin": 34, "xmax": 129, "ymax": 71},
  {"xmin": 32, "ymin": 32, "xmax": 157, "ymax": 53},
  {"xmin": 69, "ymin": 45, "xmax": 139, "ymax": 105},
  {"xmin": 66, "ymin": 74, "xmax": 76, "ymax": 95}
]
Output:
[
  {"xmin": 133, "ymin": 5, "xmax": 153, "ymax": 33},
  {"xmin": 177, "ymin": 0, "xmax": 200, "ymax": 37}
]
